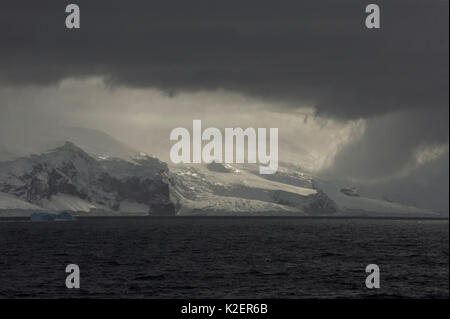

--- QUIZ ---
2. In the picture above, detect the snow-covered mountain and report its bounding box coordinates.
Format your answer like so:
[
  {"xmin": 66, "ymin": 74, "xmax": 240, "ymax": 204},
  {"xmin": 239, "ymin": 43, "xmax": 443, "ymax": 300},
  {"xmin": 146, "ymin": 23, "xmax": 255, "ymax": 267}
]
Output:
[
  {"xmin": 169, "ymin": 162, "xmax": 438, "ymax": 217},
  {"xmin": 169, "ymin": 162, "xmax": 333, "ymax": 216},
  {"xmin": 0, "ymin": 127, "xmax": 442, "ymax": 217},
  {"xmin": 0, "ymin": 142, "xmax": 174, "ymax": 216}
]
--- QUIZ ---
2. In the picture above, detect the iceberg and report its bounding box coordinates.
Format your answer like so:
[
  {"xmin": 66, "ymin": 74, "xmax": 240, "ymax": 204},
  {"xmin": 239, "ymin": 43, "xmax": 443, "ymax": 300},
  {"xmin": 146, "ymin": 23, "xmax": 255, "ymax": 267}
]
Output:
[{"xmin": 30, "ymin": 211, "xmax": 76, "ymax": 222}]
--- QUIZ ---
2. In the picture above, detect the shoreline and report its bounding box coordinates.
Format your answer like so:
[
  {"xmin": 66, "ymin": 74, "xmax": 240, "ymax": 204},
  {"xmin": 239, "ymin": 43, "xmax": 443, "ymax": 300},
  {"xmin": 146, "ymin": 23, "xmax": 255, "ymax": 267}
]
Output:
[{"xmin": 0, "ymin": 215, "xmax": 448, "ymax": 222}]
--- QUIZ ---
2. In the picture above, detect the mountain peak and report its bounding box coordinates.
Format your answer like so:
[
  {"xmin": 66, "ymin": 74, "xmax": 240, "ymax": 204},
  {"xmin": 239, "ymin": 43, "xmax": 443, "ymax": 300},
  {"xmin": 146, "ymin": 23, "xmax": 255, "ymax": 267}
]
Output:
[
  {"xmin": 61, "ymin": 141, "xmax": 80, "ymax": 150},
  {"xmin": 43, "ymin": 141, "xmax": 98, "ymax": 166},
  {"xmin": 51, "ymin": 141, "xmax": 87, "ymax": 154}
]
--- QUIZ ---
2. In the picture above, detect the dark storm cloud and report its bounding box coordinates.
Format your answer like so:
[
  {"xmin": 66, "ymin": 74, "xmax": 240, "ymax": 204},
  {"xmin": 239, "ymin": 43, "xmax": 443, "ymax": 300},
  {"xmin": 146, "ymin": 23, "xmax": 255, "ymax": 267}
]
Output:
[
  {"xmin": 0, "ymin": 0, "xmax": 448, "ymax": 119},
  {"xmin": 327, "ymin": 108, "xmax": 449, "ymax": 179}
]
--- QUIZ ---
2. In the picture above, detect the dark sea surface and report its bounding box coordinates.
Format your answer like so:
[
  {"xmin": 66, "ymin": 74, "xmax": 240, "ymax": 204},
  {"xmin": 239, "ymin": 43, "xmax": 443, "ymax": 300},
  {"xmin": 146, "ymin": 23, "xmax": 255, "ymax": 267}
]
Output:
[{"xmin": 0, "ymin": 217, "xmax": 448, "ymax": 299}]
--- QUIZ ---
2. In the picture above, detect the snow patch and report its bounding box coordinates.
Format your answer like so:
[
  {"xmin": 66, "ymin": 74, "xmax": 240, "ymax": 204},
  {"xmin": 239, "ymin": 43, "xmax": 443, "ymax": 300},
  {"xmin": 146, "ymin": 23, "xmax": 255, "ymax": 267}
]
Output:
[
  {"xmin": 40, "ymin": 194, "xmax": 98, "ymax": 212},
  {"xmin": 0, "ymin": 192, "xmax": 41, "ymax": 210}
]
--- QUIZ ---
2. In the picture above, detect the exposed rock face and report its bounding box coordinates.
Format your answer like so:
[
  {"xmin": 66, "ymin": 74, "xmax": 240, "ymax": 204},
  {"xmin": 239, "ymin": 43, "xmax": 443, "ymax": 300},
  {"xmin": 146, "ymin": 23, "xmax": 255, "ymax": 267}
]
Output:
[
  {"xmin": 271, "ymin": 189, "xmax": 337, "ymax": 215},
  {"xmin": 0, "ymin": 142, "xmax": 176, "ymax": 215},
  {"xmin": 206, "ymin": 162, "xmax": 233, "ymax": 173},
  {"xmin": 340, "ymin": 187, "xmax": 360, "ymax": 197},
  {"xmin": 303, "ymin": 190, "xmax": 338, "ymax": 215}
]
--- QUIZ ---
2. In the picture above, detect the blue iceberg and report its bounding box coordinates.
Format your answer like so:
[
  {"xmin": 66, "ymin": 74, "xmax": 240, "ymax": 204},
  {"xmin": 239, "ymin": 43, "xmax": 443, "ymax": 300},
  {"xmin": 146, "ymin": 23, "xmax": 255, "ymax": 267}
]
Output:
[{"xmin": 30, "ymin": 211, "xmax": 76, "ymax": 222}]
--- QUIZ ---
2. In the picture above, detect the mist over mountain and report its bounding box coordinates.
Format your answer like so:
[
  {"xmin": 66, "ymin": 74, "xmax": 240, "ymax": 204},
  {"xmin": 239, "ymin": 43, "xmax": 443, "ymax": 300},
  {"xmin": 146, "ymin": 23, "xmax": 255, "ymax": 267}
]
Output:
[
  {"xmin": 0, "ymin": 125, "xmax": 139, "ymax": 161},
  {"xmin": 0, "ymin": 128, "xmax": 444, "ymax": 217}
]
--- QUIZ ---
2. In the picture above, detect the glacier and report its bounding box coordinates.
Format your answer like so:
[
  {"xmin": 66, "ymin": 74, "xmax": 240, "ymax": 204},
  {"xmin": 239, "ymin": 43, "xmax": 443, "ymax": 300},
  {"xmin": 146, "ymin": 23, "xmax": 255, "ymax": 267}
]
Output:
[{"xmin": 0, "ymin": 128, "xmax": 444, "ymax": 217}]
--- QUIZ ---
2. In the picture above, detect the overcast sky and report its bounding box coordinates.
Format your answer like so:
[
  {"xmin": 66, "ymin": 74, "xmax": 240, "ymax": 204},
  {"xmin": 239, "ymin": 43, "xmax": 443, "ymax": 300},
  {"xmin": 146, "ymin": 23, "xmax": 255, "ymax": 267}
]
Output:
[{"xmin": 0, "ymin": 0, "xmax": 448, "ymax": 210}]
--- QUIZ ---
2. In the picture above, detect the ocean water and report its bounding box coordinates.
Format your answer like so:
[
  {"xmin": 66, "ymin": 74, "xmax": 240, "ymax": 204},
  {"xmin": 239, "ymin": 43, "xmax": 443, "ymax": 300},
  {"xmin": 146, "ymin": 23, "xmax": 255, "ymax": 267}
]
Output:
[{"xmin": 0, "ymin": 217, "xmax": 448, "ymax": 298}]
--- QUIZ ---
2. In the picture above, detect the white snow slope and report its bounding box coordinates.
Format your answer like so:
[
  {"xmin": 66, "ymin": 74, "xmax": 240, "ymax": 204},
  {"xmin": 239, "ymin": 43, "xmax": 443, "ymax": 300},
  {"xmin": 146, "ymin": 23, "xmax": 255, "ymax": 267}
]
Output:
[
  {"xmin": 169, "ymin": 162, "xmax": 439, "ymax": 217},
  {"xmin": 170, "ymin": 163, "xmax": 331, "ymax": 216}
]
